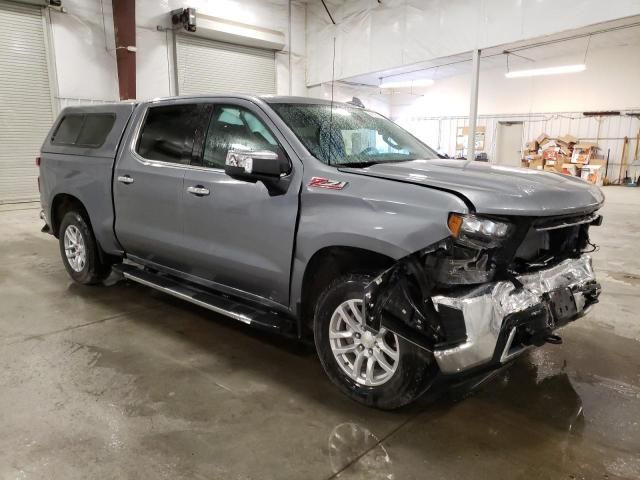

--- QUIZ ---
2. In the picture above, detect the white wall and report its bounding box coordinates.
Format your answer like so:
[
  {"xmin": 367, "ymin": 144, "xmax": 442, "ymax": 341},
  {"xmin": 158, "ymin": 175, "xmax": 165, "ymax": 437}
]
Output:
[
  {"xmin": 306, "ymin": 0, "xmax": 640, "ymax": 86},
  {"xmin": 136, "ymin": 0, "xmax": 307, "ymax": 100},
  {"xmin": 391, "ymin": 43, "xmax": 640, "ymax": 119},
  {"xmin": 391, "ymin": 43, "xmax": 640, "ymax": 169},
  {"xmin": 48, "ymin": 0, "xmax": 119, "ymax": 108},
  {"xmin": 398, "ymin": 111, "xmax": 640, "ymax": 172},
  {"xmin": 306, "ymin": 83, "xmax": 392, "ymax": 117},
  {"xmin": 46, "ymin": 0, "xmax": 307, "ymax": 109}
]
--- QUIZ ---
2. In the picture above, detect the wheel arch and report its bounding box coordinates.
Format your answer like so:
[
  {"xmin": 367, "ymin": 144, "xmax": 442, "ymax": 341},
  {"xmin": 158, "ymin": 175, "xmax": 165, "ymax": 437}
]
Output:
[
  {"xmin": 50, "ymin": 193, "xmax": 91, "ymax": 238},
  {"xmin": 51, "ymin": 193, "xmax": 121, "ymax": 268},
  {"xmin": 296, "ymin": 245, "xmax": 395, "ymax": 337}
]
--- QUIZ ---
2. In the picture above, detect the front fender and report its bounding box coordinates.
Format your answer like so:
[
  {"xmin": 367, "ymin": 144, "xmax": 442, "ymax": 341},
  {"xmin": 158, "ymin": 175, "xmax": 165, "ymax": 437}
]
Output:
[{"xmin": 290, "ymin": 172, "xmax": 469, "ymax": 314}]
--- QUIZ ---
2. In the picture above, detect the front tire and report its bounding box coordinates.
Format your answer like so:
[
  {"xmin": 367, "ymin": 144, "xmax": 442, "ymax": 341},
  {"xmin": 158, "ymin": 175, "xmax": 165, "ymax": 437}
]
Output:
[
  {"xmin": 314, "ymin": 274, "xmax": 437, "ymax": 409},
  {"xmin": 58, "ymin": 211, "xmax": 110, "ymax": 285}
]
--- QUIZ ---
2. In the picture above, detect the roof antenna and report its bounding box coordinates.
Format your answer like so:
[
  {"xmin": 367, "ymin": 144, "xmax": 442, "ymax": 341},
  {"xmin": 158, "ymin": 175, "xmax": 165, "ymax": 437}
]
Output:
[
  {"xmin": 328, "ymin": 36, "xmax": 337, "ymax": 166},
  {"xmin": 321, "ymin": 0, "xmax": 336, "ymax": 25},
  {"xmin": 321, "ymin": 0, "xmax": 337, "ymax": 166}
]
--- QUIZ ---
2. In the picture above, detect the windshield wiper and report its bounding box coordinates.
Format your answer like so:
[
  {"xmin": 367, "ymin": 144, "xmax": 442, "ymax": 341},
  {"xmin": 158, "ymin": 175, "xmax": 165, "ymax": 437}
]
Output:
[
  {"xmin": 342, "ymin": 158, "xmax": 420, "ymax": 168},
  {"xmin": 342, "ymin": 161, "xmax": 381, "ymax": 168}
]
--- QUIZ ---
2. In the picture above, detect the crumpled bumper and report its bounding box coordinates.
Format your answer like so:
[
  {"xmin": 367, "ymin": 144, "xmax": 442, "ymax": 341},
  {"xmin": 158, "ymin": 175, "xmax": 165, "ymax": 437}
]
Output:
[{"xmin": 432, "ymin": 254, "xmax": 600, "ymax": 374}]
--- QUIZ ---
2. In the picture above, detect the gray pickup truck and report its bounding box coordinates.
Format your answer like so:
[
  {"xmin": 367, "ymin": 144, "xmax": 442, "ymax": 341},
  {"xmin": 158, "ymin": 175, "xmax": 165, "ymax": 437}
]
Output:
[{"xmin": 38, "ymin": 95, "xmax": 603, "ymax": 409}]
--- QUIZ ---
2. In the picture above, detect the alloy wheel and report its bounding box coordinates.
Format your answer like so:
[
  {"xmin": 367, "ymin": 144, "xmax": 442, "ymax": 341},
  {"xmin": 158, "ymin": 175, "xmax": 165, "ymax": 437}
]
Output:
[
  {"xmin": 328, "ymin": 299, "xmax": 400, "ymax": 386},
  {"xmin": 63, "ymin": 224, "xmax": 87, "ymax": 272}
]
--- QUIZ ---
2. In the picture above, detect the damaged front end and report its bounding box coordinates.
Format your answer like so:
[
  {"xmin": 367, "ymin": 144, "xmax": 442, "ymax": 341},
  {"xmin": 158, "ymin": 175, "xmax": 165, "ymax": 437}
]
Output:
[{"xmin": 363, "ymin": 210, "xmax": 602, "ymax": 376}]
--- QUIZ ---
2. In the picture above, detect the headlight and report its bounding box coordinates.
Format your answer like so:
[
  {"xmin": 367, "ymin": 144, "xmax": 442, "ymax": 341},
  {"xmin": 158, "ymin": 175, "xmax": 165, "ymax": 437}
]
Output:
[{"xmin": 448, "ymin": 213, "xmax": 512, "ymax": 248}]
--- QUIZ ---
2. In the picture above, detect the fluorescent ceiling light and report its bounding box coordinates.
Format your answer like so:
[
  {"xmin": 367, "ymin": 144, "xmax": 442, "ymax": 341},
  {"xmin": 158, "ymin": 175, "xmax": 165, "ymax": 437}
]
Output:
[
  {"xmin": 380, "ymin": 78, "xmax": 434, "ymax": 89},
  {"xmin": 505, "ymin": 64, "xmax": 586, "ymax": 78},
  {"xmin": 331, "ymin": 108, "xmax": 351, "ymax": 116}
]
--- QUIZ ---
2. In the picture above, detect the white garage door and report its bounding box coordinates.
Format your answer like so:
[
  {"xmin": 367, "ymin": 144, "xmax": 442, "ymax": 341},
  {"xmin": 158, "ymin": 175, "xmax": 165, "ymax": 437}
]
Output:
[
  {"xmin": 176, "ymin": 35, "xmax": 276, "ymax": 96},
  {"xmin": 0, "ymin": 1, "xmax": 54, "ymax": 203}
]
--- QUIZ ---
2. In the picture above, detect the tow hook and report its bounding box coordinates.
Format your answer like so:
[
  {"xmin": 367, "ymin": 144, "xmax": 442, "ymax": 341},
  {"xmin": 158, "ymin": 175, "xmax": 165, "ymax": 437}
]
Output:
[{"xmin": 545, "ymin": 334, "xmax": 563, "ymax": 345}]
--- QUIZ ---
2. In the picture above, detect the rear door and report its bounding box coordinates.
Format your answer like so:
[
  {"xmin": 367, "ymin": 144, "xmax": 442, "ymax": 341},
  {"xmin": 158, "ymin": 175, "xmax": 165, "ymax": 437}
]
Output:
[
  {"xmin": 114, "ymin": 101, "xmax": 201, "ymax": 270},
  {"xmin": 180, "ymin": 99, "xmax": 300, "ymax": 306}
]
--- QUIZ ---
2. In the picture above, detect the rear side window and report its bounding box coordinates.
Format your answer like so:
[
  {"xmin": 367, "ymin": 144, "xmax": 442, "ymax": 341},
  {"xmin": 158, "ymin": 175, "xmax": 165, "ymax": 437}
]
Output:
[
  {"xmin": 51, "ymin": 113, "xmax": 115, "ymax": 147},
  {"xmin": 136, "ymin": 104, "xmax": 199, "ymax": 164}
]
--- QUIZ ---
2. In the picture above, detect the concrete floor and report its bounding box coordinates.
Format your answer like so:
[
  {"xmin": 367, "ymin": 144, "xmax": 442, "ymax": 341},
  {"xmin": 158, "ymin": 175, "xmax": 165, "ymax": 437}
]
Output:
[{"xmin": 1, "ymin": 187, "xmax": 639, "ymax": 480}]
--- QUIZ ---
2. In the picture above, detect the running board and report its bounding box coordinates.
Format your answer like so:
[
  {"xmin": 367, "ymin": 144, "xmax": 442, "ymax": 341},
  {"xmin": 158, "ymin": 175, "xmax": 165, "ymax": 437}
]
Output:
[{"xmin": 113, "ymin": 264, "xmax": 293, "ymax": 333}]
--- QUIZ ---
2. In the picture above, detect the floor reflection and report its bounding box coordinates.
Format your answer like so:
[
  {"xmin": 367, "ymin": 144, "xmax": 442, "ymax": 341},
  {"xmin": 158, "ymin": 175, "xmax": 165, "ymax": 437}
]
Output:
[
  {"xmin": 328, "ymin": 423, "xmax": 394, "ymax": 479},
  {"xmin": 444, "ymin": 353, "xmax": 585, "ymax": 435},
  {"xmin": 490, "ymin": 358, "xmax": 585, "ymax": 434}
]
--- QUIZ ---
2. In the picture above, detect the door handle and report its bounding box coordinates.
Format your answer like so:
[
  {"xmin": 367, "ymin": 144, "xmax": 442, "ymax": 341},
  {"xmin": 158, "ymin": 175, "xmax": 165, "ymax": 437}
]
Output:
[
  {"xmin": 117, "ymin": 175, "xmax": 134, "ymax": 184},
  {"xmin": 187, "ymin": 185, "xmax": 210, "ymax": 196}
]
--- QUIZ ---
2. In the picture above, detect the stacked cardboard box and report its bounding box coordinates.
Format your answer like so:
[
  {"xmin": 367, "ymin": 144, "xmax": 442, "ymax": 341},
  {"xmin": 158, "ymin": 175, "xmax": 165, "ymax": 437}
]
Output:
[
  {"xmin": 571, "ymin": 142, "xmax": 598, "ymax": 164},
  {"xmin": 521, "ymin": 133, "xmax": 602, "ymax": 185},
  {"xmin": 521, "ymin": 133, "xmax": 544, "ymax": 169}
]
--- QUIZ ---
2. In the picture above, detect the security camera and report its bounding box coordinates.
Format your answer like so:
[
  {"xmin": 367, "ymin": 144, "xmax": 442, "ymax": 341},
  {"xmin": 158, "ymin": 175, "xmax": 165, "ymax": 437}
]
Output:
[{"xmin": 171, "ymin": 7, "xmax": 196, "ymax": 32}]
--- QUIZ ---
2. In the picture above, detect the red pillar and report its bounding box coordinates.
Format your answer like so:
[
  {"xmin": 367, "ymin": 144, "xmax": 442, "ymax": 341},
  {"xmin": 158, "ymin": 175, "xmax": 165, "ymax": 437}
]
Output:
[{"xmin": 112, "ymin": 0, "xmax": 136, "ymax": 100}]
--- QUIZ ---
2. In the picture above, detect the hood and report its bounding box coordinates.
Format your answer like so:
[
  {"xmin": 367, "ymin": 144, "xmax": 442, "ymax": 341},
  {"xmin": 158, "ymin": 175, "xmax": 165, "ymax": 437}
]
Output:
[{"xmin": 340, "ymin": 159, "xmax": 604, "ymax": 217}]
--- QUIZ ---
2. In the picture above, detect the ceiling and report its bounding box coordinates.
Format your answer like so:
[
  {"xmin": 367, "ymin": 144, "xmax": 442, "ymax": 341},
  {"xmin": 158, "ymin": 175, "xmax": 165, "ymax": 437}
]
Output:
[{"xmin": 342, "ymin": 16, "xmax": 640, "ymax": 89}]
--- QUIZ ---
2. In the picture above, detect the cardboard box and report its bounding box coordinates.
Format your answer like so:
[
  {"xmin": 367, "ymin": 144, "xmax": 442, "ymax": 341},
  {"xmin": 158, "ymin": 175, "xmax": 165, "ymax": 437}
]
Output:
[
  {"xmin": 540, "ymin": 140, "xmax": 558, "ymax": 150},
  {"xmin": 525, "ymin": 140, "xmax": 538, "ymax": 152},
  {"xmin": 581, "ymin": 165, "xmax": 603, "ymax": 186},
  {"xmin": 588, "ymin": 158, "xmax": 603, "ymax": 167},
  {"xmin": 559, "ymin": 145, "xmax": 572, "ymax": 156},
  {"xmin": 542, "ymin": 147, "xmax": 559, "ymax": 161},
  {"xmin": 571, "ymin": 146, "xmax": 592, "ymax": 164},
  {"xmin": 529, "ymin": 156, "xmax": 544, "ymax": 170},
  {"xmin": 557, "ymin": 134, "xmax": 578, "ymax": 146},
  {"xmin": 544, "ymin": 159, "xmax": 563, "ymax": 172},
  {"xmin": 536, "ymin": 133, "xmax": 550, "ymax": 144},
  {"xmin": 456, "ymin": 126, "xmax": 486, "ymax": 151},
  {"xmin": 562, "ymin": 163, "xmax": 578, "ymax": 176},
  {"xmin": 574, "ymin": 142, "xmax": 598, "ymax": 150}
]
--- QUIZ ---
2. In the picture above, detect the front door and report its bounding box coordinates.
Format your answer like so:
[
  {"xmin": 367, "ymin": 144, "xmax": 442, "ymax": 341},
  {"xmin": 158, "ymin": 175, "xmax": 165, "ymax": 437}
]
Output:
[
  {"xmin": 496, "ymin": 121, "xmax": 524, "ymax": 167},
  {"xmin": 114, "ymin": 102, "xmax": 200, "ymax": 270},
  {"xmin": 181, "ymin": 100, "xmax": 300, "ymax": 306}
]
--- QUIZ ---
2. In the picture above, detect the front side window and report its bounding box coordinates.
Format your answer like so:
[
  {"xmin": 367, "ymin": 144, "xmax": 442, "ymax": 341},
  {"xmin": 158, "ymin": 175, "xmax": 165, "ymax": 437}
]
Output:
[
  {"xmin": 269, "ymin": 103, "xmax": 439, "ymax": 166},
  {"xmin": 136, "ymin": 104, "xmax": 199, "ymax": 163},
  {"xmin": 202, "ymin": 105, "xmax": 279, "ymax": 169}
]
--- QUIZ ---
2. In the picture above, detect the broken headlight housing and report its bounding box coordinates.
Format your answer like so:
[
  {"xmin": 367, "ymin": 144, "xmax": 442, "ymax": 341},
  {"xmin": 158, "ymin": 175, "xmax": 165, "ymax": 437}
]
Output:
[{"xmin": 448, "ymin": 213, "xmax": 512, "ymax": 249}]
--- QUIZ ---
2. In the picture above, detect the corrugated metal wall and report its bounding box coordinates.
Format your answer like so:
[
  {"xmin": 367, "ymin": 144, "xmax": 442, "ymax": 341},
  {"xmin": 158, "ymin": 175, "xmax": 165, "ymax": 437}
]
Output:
[
  {"xmin": 0, "ymin": 1, "xmax": 54, "ymax": 204},
  {"xmin": 397, "ymin": 111, "xmax": 640, "ymax": 177},
  {"xmin": 176, "ymin": 35, "xmax": 276, "ymax": 96}
]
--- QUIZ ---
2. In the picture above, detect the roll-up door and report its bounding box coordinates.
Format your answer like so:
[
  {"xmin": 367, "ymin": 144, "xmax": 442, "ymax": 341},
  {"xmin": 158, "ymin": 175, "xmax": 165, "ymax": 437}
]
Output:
[
  {"xmin": 176, "ymin": 35, "xmax": 276, "ymax": 96},
  {"xmin": 0, "ymin": 0, "xmax": 54, "ymax": 203}
]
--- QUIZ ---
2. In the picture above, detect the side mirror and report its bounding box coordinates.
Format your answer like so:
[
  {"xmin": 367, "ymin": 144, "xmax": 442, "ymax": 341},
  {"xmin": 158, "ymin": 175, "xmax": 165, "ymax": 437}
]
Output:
[
  {"xmin": 224, "ymin": 148, "xmax": 287, "ymax": 181},
  {"xmin": 224, "ymin": 147, "xmax": 291, "ymax": 196}
]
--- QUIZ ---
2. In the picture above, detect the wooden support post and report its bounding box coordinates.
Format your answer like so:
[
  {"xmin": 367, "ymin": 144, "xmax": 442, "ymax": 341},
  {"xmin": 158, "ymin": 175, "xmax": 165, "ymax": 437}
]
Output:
[
  {"xmin": 618, "ymin": 137, "xmax": 629, "ymax": 184},
  {"xmin": 112, "ymin": 0, "xmax": 136, "ymax": 100}
]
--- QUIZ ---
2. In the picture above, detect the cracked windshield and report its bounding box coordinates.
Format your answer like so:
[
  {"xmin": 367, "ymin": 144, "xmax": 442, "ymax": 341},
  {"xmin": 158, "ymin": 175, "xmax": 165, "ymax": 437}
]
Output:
[{"xmin": 270, "ymin": 103, "xmax": 439, "ymax": 166}]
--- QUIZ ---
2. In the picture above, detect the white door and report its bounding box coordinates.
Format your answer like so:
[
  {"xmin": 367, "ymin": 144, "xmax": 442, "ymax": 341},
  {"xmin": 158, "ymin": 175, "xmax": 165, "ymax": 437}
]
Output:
[
  {"xmin": 175, "ymin": 35, "xmax": 276, "ymax": 96},
  {"xmin": 0, "ymin": 1, "xmax": 54, "ymax": 203},
  {"xmin": 495, "ymin": 122, "xmax": 524, "ymax": 168}
]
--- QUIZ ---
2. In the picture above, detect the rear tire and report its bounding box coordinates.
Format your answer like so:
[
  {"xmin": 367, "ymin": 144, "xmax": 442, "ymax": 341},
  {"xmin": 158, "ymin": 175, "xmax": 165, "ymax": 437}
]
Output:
[
  {"xmin": 58, "ymin": 211, "xmax": 110, "ymax": 285},
  {"xmin": 314, "ymin": 274, "xmax": 437, "ymax": 410}
]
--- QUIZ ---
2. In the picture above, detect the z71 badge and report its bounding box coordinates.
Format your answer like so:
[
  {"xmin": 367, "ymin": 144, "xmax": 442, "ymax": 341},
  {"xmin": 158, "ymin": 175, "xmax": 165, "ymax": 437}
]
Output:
[{"xmin": 308, "ymin": 177, "xmax": 348, "ymax": 190}]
